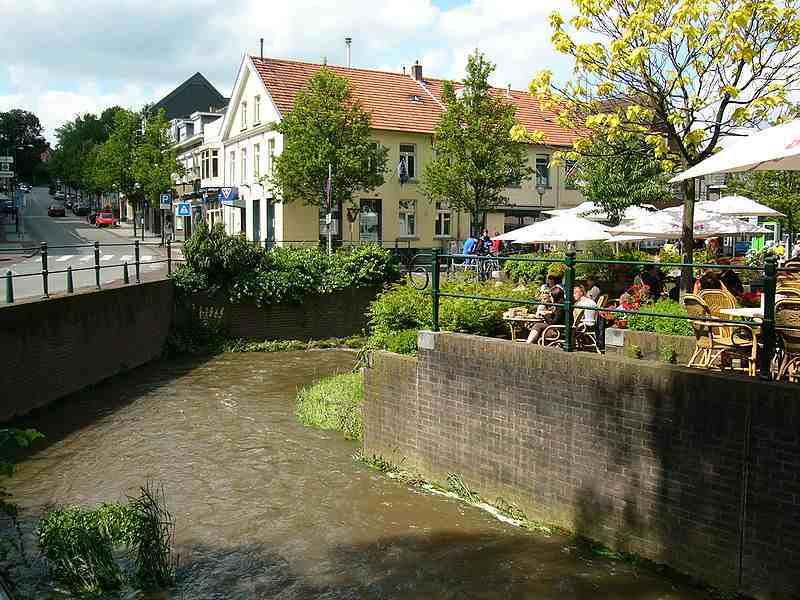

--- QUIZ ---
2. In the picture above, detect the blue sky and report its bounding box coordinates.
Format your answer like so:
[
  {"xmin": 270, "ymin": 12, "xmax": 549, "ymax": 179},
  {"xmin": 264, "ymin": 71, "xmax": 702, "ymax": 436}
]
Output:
[{"xmin": 1, "ymin": 0, "xmax": 574, "ymax": 141}]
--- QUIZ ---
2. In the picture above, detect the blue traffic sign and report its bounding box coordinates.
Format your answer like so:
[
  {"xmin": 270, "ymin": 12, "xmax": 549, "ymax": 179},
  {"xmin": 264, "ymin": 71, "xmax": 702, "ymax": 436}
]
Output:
[
  {"xmin": 219, "ymin": 186, "xmax": 238, "ymax": 205},
  {"xmin": 160, "ymin": 192, "xmax": 172, "ymax": 209},
  {"xmin": 176, "ymin": 202, "xmax": 191, "ymax": 217}
]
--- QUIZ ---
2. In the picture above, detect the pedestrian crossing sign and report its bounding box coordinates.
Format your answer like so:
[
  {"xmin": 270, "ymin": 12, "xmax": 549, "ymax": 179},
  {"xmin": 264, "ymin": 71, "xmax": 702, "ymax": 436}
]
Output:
[{"xmin": 176, "ymin": 202, "xmax": 191, "ymax": 217}]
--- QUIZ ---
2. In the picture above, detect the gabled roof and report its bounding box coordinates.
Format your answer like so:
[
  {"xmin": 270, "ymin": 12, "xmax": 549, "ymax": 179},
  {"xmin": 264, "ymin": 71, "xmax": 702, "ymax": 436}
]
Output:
[
  {"xmin": 152, "ymin": 72, "xmax": 227, "ymax": 121},
  {"xmin": 250, "ymin": 56, "xmax": 578, "ymax": 147}
]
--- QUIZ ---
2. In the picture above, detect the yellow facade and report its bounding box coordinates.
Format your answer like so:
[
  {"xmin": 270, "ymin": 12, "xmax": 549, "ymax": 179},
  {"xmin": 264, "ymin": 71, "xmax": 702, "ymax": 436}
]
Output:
[{"xmin": 275, "ymin": 128, "xmax": 584, "ymax": 248}]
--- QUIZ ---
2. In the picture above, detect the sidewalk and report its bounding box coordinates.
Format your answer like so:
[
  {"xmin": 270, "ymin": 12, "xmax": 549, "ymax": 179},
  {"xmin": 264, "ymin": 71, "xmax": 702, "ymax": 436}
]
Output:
[
  {"xmin": 0, "ymin": 216, "xmax": 37, "ymax": 258},
  {"xmin": 102, "ymin": 222, "xmax": 184, "ymax": 258}
]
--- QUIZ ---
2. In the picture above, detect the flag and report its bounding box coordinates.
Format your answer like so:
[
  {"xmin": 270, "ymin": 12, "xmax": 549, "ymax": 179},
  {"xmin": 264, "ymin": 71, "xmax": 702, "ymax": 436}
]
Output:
[
  {"xmin": 325, "ymin": 164, "xmax": 332, "ymax": 211},
  {"xmin": 397, "ymin": 156, "xmax": 409, "ymax": 186}
]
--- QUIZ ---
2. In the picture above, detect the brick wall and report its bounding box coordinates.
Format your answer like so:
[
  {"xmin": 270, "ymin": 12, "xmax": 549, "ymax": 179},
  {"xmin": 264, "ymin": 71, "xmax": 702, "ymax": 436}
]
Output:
[
  {"xmin": 184, "ymin": 285, "xmax": 381, "ymax": 340},
  {"xmin": 362, "ymin": 332, "xmax": 800, "ymax": 598},
  {"xmin": 0, "ymin": 280, "xmax": 174, "ymax": 422}
]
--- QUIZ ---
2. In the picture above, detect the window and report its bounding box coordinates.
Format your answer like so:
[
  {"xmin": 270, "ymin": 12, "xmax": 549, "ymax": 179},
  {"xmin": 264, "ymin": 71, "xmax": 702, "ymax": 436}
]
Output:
[
  {"xmin": 399, "ymin": 143, "xmax": 416, "ymax": 179},
  {"xmin": 254, "ymin": 96, "xmax": 261, "ymax": 124},
  {"xmin": 229, "ymin": 151, "xmax": 235, "ymax": 183},
  {"xmin": 241, "ymin": 102, "xmax": 247, "ymax": 129},
  {"xmin": 535, "ymin": 155, "xmax": 550, "ymax": 187},
  {"xmin": 241, "ymin": 148, "xmax": 247, "ymax": 183},
  {"xmin": 368, "ymin": 141, "xmax": 383, "ymax": 173},
  {"xmin": 399, "ymin": 199, "xmax": 416, "ymax": 237},
  {"xmin": 268, "ymin": 138, "xmax": 276, "ymax": 173},
  {"xmin": 435, "ymin": 201, "xmax": 452, "ymax": 237},
  {"xmin": 253, "ymin": 144, "xmax": 260, "ymax": 178},
  {"xmin": 211, "ymin": 150, "xmax": 219, "ymax": 178},
  {"xmin": 201, "ymin": 150, "xmax": 210, "ymax": 179}
]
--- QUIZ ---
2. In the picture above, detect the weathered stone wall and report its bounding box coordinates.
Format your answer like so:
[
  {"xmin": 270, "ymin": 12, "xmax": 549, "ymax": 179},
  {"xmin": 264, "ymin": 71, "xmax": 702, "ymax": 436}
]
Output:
[
  {"xmin": 184, "ymin": 286, "xmax": 381, "ymax": 340},
  {"xmin": 0, "ymin": 280, "xmax": 174, "ymax": 422},
  {"xmin": 362, "ymin": 332, "xmax": 800, "ymax": 598}
]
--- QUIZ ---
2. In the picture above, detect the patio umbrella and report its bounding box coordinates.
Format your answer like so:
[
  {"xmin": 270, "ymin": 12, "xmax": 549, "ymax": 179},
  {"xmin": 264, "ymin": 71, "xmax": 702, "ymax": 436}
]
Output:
[
  {"xmin": 493, "ymin": 214, "xmax": 611, "ymax": 243},
  {"xmin": 704, "ymin": 195, "xmax": 785, "ymax": 218},
  {"xmin": 544, "ymin": 202, "xmax": 656, "ymax": 222},
  {"xmin": 670, "ymin": 118, "xmax": 800, "ymax": 182},
  {"xmin": 611, "ymin": 208, "xmax": 768, "ymax": 239}
]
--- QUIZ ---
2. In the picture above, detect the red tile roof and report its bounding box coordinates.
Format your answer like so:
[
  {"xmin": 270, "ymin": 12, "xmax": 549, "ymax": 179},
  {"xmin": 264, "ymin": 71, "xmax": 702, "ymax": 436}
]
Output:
[{"xmin": 250, "ymin": 57, "xmax": 578, "ymax": 147}]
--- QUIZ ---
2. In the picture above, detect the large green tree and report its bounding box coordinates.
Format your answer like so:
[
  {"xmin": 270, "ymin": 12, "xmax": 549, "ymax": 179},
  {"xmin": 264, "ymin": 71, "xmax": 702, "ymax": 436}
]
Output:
[
  {"xmin": 570, "ymin": 135, "xmax": 671, "ymax": 224},
  {"xmin": 524, "ymin": 0, "xmax": 800, "ymax": 288},
  {"xmin": 0, "ymin": 109, "xmax": 48, "ymax": 184},
  {"xmin": 133, "ymin": 109, "xmax": 182, "ymax": 209},
  {"xmin": 267, "ymin": 67, "xmax": 388, "ymax": 210},
  {"xmin": 422, "ymin": 51, "xmax": 532, "ymax": 235},
  {"xmin": 727, "ymin": 171, "xmax": 800, "ymax": 241}
]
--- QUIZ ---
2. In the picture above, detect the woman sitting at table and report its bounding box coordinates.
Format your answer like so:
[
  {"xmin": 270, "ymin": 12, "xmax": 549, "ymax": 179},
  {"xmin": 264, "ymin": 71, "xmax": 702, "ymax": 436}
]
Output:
[
  {"xmin": 526, "ymin": 287, "xmax": 565, "ymax": 344},
  {"xmin": 535, "ymin": 290, "xmax": 553, "ymax": 320}
]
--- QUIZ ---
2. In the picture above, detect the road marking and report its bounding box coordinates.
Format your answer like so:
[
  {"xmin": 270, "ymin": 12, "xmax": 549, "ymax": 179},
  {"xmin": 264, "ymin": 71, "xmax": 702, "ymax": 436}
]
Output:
[
  {"xmin": 80, "ymin": 255, "xmax": 92, "ymax": 262},
  {"xmin": 120, "ymin": 255, "xmax": 132, "ymax": 261},
  {"xmin": 56, "ymin": 255, "xmax": 74, "ymax": 262},
  {"xmin": 101, "ymin": 254, "xmax": 114, "ymax": 262},
  {"xmin": 141, "ymin": 255, "xmax": 152, "ymax": 261}
]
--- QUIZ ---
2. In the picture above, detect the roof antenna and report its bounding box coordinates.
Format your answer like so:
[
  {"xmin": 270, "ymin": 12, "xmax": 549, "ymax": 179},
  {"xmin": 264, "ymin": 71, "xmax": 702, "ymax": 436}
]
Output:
[
  {"xmin": 402, "ymin": 64, "xmax": 406, "ymax": 76},
  {"xmin": 260, "ymin": 37, "xmax": 264, "ymax": 59}
]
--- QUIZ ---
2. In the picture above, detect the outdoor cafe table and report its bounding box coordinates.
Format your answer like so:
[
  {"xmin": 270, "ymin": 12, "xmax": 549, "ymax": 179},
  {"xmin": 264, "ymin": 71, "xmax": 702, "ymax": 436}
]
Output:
[{"xmin": 719, "ymin": 307, "xmax": 764, "ymax": 321}]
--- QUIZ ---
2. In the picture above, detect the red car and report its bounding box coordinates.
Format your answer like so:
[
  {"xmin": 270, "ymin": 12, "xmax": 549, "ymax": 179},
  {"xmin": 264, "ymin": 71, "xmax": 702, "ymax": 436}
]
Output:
[
  {"xmin": 95, "ymin": 212, "xmax": 117, "ymax": 227},
  {"xmin": 48, "ymin": 204, "xmax": 66, "ymax": 217}
]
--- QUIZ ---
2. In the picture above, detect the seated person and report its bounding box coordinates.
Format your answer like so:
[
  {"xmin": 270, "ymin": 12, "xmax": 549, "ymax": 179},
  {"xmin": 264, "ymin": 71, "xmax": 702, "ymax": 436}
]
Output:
[
  {"xmin": 527, "ymin": 287, "xmax": 565, "ymax": 344},
  {"xmin": 585, "ymin": 277, "xmax": 601, "ymax": 302},
  {"xmin": 573, "ymin": 285, "xmax": 597, "ymax": 327},
  {"xmin": 535, "ymin": 290, "xmax": 553, "ymax": 320},
  {"xmin": 539, "ymin": 274, "xmax": 564, "ymax": 294},
  {"xmin": 719, "ymin": 264, "xmax": 744, "ymax": 297},
  {"xmin": 490, "ymin": 232, "xmax": 503, "ymax": 255},
  {"xmin": 462, "ymin": 235, "xmax": 477, "ymax": 256},
  {"xmin": 693, "ymin": 269, "xmax": 722, "ymax": 294},
  {"xmin": 640, "ymin": 264, "xmax": 663, "ymax": 299}
]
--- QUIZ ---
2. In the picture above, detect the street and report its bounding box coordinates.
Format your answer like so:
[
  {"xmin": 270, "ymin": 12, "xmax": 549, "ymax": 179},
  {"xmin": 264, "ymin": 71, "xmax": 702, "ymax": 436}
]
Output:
[{"xmin": 1, "ymin": 187, "xmax": 176, "ymax": 303}]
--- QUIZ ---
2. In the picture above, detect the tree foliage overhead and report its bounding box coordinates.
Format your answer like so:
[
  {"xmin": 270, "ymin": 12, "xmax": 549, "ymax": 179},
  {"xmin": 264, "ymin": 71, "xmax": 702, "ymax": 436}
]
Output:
[
  {"xmin": 0, "ymin": 109, "xmax": 49, "ymax": 182},
  {"xmin": 570, "ymin": 135, "xmax": 672, "ymax": 223},
  {"xmin": 522, "ymin": 0, "xmax": 800, "ymax": 273},
  {"xmin": 422, "ymin": 51, "xmax": 532, "ymax": 231},
  {"xmin": 268, "ymin": 67, "xmax": 388, "ymax": 207},
  {"xmin": 133, "ymin": 109, "xmax": 182, "ymax": 205}
]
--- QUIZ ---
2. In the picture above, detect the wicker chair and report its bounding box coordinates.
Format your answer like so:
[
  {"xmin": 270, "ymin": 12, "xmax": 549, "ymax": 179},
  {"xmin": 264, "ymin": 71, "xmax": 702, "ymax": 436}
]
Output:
[
  {"xmin": 683, "ymin": 294, "xmax": 758, "ymax": 376},
  {"xmin": 596, "ymin": 294, "xmax": 608, "ymax": 309},
  {"xmin": 775, "ymin": 299, "xmax": 800, "ymax": 382},
  {"xmin": 539, "ymin": 309, "xmax": 601, "ymax": 354},
  {"xmin": 778, "ymin": 287, "xmax": 800, "ymax": 299}
]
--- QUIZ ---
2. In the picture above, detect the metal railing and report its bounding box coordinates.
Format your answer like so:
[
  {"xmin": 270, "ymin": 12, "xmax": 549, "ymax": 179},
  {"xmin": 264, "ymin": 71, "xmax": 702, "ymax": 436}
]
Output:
[
  {"xmin": 426, "ymin": 250, "xmax": 799, "ymax": 381},
  {"xmin": 3, "ymin": 240, "xmax": 182, "ymax": 303}
]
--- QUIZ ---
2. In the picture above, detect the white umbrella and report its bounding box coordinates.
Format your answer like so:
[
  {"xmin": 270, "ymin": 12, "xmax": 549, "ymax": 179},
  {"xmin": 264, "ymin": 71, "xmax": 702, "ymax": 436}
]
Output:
[
  {"xmin": 611, "ymin": 208, "xmax": 767, "ymax": 239},
  {"xmin": 706, "ymin": 195, "xmax": 785, "ymax": 218},
  {"xmin": 544, "ymin": 202, "xmax": 656, "ymax": 222},
  {"xmin": 671, "ymin": 118, "xmax": 800, "ymax": 182},
  {"xmin": 493, "ymin": 214, "xmax": 611, "ymax": 243}
]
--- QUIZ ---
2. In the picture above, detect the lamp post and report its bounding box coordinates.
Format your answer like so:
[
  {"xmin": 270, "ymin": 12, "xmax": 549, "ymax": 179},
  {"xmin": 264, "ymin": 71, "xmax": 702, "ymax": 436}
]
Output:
[
  {"xmin": 536, "ymin": 182, "xmax": 546, "ymax": 208},
  {"xmin": 133, "ymin": 182, "xmax": 141, "ymax": 239}
]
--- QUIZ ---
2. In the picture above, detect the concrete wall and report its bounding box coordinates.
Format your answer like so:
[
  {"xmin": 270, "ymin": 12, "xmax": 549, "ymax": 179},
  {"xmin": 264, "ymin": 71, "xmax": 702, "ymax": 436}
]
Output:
[
  {"xmin": 363, "ymin": 332, "xmax": 800, "ymax": 598},
  {"xmin": 0, "ymin": 280, "xmax": 174, "ymax": 422},
  {"xmin": 184, "ymin": 285, "xmax": 381, "ymax": 340}
]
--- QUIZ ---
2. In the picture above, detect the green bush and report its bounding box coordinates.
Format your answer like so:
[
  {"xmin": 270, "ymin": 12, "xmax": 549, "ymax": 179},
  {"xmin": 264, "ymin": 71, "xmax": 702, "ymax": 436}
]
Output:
[
  {"xmin": 368, "ymin": 329, "xmax": 419, "ymax": 355},
  {"xmin": 368, "ymin": 283, "xmax": 432, "ymax": 333},
  {"xmin": 174, "ymin": 223, "xmax": 399, "ymax": 305},
  {"xmin": 296, "ymin": 372, "xmax": 365, "ymax": 441},
  {"xmin": 628, "ymin": 299, "xmax": 692, "ymax": 337},
  {"xmin": 503, "ymin": 251, "xmax": 562, "ymax": 284}
]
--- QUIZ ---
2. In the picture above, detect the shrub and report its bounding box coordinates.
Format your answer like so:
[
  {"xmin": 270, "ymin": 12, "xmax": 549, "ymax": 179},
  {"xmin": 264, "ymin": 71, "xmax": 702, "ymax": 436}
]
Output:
[
  {"xmin": 296, "ymin": 372, "xmax": 365, "ymax": 441},
  {"xmin": 368, "ymin": 282, "xmax": 432, "ymax": 333},
  {"xmin": 369, "ymin": 329, "xmax": 419, "ymax": 355},
  {"xmin": 504, "ymin": 252, "xmax": 561, "ymax": 284},
  {"xmin": 628, "ymin": 299, "xmax": 692, "ymax": 337},
  {"xmin": 174, "ymin": 224, "xmax": 399, "ymax": 306}
]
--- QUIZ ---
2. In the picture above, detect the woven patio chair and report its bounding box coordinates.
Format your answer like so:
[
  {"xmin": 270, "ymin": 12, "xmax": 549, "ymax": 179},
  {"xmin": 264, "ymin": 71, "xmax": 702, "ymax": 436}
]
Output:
[
  {"xmin": 539, "ymin": 309, "xmax": 601, "ymax": 354},
  {"xmin": 775, "ymin": 299, "xmax": 800, "ymax": 382}
]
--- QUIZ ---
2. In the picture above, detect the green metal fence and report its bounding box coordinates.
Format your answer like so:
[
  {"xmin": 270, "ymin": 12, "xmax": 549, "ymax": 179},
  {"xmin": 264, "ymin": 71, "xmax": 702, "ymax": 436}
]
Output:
[{"xmin": 427, "ymin": 250, "xmax": 795, "ymax": 381}]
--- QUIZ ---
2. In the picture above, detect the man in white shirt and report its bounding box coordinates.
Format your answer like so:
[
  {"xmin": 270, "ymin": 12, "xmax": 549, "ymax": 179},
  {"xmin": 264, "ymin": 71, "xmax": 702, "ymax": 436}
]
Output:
[{"xmin": 573, "ymin": 285, "xmax": 597, "ymax": 326}]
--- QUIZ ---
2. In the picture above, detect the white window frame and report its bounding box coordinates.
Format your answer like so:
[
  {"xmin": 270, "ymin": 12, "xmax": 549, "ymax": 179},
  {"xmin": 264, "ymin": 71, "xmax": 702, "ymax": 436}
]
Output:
[
  {"xmin": 399, "ymin": 199, "xmax": 416, "ymax": 238},
  {"xmin": 241, "ymin": 102, "xmax": 247, "ymax": 130},
  {"xmin": 535, "ymin": 154, "xmax": 551, "ymax": 188},
  {"xmin": 229, "ymin": 150, "xmax": 236, "ymax": 183},
  {"xmin": 399, "ymin": 143, "xmax": 416, "ymax": 179},
  {"xmin": 211, "ymin": 149, "xmax": 219, "ymax": 178},
  {"xmin": 268, "ymin": 138, "xmax": 276, "ymax": 174},
  {"xmin": 253, "ymin": 143, "xmax": 260, "ymax": 178},
  {"xmin": 201, "ymin": 150, "xmax": 209, "ymax": 179},
  {"xmin": 254, "ymin": 96, "xmax": 261, "ymax": 124},
  {"xmin": 435, "ymin": 201, "xmax": 452, "ymax": 238},
  {"xmin": 241, "ymin": 148, "xmax": 247, "ymax": 183}
]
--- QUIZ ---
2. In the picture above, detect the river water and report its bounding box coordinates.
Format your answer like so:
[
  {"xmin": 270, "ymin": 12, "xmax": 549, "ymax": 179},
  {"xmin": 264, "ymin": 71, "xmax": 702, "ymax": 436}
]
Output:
[{"xmin": 3, "ymin": 351, "xmax": 704, "ymax": 599}]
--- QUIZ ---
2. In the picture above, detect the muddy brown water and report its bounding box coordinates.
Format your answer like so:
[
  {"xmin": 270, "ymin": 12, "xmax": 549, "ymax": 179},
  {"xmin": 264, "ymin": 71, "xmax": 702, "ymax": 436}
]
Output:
[{"xmin": 3, "ymin": 351, "xmax": 705, "ymax": 599}]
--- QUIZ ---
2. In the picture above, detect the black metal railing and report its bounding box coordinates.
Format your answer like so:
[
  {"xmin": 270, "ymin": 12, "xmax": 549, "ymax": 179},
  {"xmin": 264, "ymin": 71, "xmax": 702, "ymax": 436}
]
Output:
[
  {"xmin": 426, "ymin": 250, "xmax": 799, "ymax": 381},
  {"xmin": 3, "ymin": 240, "xmax": 183, "ymax": 303}
]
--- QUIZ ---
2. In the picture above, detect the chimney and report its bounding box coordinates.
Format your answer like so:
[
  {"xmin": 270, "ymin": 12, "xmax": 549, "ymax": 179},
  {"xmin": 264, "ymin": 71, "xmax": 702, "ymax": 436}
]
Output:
[
  {"xmin": 412, "ymin": 60, "xmax": 423, "ymax": 81},
  {"xmin": 260, "ymin": 38, "xmax": 264, "ymax": 59},
  {"xmin": 402, "ymin": 65, "xmax": 406, "ymax": 76},
  {"xmin": 506, "ymin": 84, "xmax": 512, "ymax": 98},
  {"xmin": 345, "ymin": 37, "xmax": 352, "ymax": 68}
]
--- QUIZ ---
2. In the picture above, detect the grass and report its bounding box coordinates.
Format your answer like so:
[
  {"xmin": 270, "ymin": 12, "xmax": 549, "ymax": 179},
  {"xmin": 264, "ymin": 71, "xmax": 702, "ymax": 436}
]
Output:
[{"xmin": 296, "ymin": 372, "xmax": 365, "ymax": 441}]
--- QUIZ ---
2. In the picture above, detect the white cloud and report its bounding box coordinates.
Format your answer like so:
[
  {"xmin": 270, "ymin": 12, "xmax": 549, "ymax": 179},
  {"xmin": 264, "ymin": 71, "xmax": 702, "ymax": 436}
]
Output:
[{"xmin": 1, "ymin": 0, "xmax": 577, "ymax": 142}]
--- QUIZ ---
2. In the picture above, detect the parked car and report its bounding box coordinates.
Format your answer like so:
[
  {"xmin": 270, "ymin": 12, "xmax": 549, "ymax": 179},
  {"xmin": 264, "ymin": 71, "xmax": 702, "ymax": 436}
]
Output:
[
  {"xmin": 48, "ymin": 204, "xmax": 66, "ymax": 217},
  {"xmin": 73, "ymin": 203, "xmax": 90, "ymax": 216},
  {"xmin": 64, "ymin": 199, "xmax": 72, "ymax": 209},
  {"xmin": 54, "ymin": 191, "xmax": 65, "ymax": 200},
  {"xmin": 95, "ymin": 212, "xmax": 117, "ymax": 227}
]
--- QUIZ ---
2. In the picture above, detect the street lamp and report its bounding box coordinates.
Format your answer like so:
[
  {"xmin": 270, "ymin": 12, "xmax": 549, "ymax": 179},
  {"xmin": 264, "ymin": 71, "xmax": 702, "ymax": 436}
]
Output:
[
  {"xmin": 134, "ymin": 182, "xmax": 142, "ymax": 240},
  {"xmin": 535, "ymin": 182, "xmax": 547, "ymax": 207}
]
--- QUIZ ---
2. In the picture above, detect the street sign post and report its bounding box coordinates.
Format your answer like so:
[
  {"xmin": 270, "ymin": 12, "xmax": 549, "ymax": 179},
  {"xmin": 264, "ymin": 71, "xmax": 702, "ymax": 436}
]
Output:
[
  {"xmin": 177, "ymin": 202, "xmax": 191, "ymax": 217},
  {"xmin": 219, "ymin": 187, "xmax": 238, "ymax": 205},
  {"xmin": 159, "ymin": 193, "xmax": 172, "ymax": 245},
  {"xmin": 159, "ymin": 192, "xmax": 172, "ymax": 210}
]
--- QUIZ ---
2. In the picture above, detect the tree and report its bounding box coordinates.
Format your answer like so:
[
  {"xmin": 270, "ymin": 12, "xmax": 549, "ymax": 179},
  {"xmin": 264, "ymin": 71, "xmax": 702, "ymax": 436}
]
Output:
[
  {"xmin": 267, "ymin": 67, "xmax": 388, "ymax": 210},
  {"xmin": 133, "ymin": 109, "xmax": 182, "ymax": 210},
  {"xmin": 570, "ymin": 135, "xmax": 671, "ymax": 224},
  {"xmin": 0, "ymin": 109, "xmax": 48, "ymax": 183},
  {"xmin": 422, "ymin": 51, "xmax": 532, "ymax": 235},
  {"xmin": 525, "ymin": 0, "xmax": 800, "ymax": 287},
  {"xmin": 727, "ymin": 171, "xmax": 800, "ymax": 241}
]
